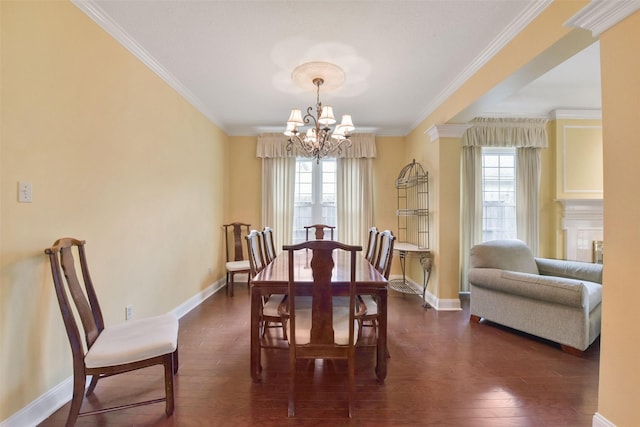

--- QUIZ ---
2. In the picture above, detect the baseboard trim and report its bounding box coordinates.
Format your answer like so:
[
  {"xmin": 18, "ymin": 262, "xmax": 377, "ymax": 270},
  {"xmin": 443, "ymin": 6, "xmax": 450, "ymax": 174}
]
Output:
[
  {"xmin": 388, "ymin": 274, "xmax": 462, "ymax": 311},
  {"xmin": 593, "ymin": 412, "xmax": 617, "ymax": 427},
  {"xmin": 0, "ymin": 279, "xmax": 225, "ymax": 427}
]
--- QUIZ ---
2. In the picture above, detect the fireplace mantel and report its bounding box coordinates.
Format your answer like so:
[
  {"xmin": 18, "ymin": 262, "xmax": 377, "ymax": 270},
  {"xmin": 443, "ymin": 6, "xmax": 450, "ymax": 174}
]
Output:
[{"xmin": 557, "ymin": 199, "xmax": 603, "ymax": 262}]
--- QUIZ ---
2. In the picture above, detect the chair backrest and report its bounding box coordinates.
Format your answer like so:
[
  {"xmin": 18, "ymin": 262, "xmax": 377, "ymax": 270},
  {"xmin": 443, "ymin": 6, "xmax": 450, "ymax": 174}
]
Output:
[
  {"xmin": 304, "ymin": 224, "xmax": 336, "ymax": 241},
  {"xmin": 365, "ymin": 227, "xmax": 379, "ymax": 263},
  {"xmin": 45, "ymin": 238, "xmax": 104, "ymax": 363},
  {"xmin": 282, "ymin": 240, "xmax": 361, "ymax": 347},
  {"xmin": 374, "ymin": 230, "xmax": 395, "ymax": 279},
  {"xmin": 245, "ymin": 230, "xmax": 266, "ymax": 277},
  {"xmin": 223, "ymin": 222, "xmax": 250, "ymax": 262},
  {"xmin": 261, "ymin": 226, "xmax": 277, "ymax": 264}
]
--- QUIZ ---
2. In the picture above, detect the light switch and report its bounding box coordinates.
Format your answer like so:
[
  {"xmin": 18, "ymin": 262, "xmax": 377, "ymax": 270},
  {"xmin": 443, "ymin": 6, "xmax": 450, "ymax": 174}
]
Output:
[{"xmin": 18, "ymin": 181, "xmax": 32, "ymax": 203}]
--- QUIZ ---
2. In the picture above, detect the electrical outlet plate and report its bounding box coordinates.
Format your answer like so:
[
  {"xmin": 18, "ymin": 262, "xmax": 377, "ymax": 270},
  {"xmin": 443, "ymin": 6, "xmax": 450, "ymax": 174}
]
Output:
[
  {"xmin": 18, "ymin": 181, "xmax": 32, "ymax": 203},
  {"xmin": 125, "ymin": 305, "xmax": 133, "ymax": 320}
]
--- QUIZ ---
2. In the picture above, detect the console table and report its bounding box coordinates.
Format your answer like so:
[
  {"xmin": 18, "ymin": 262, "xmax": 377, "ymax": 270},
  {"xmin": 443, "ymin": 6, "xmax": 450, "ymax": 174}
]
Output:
[{"xmin": 389, "ymin": 242, "xmax": 433, "ymax": 308}]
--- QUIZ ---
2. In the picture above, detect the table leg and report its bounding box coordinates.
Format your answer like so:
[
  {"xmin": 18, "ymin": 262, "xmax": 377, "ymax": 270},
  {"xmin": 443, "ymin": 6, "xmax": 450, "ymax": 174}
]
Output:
[
  {"xmin": 375, "ymin": 290, "xmax": 387, "ymax": 383},
  {"xmin": 250, "ymin": 287, "xmax": 262, "ymax": 382}
]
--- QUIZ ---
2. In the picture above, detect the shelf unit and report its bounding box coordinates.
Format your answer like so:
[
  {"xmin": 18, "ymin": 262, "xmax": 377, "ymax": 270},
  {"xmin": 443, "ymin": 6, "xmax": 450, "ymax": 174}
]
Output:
[{"xmin": 396, "ymin": 159, "xmax": 429, "ymax": 249}]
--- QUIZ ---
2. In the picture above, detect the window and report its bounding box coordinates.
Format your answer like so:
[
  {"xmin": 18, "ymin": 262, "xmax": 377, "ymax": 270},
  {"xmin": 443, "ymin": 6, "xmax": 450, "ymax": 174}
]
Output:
[
  {"xmin": 482, "ymin": 147, "xmax": 516, "ymax": 241},
  {"xmin": 292, "ymin": 158, "xmax": 337, "ymax": 243}
]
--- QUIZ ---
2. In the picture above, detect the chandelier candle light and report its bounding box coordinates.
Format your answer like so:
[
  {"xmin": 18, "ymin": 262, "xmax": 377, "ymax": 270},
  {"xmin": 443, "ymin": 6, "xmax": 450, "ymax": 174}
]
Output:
[{"xmin": 284, "ymin": 62, "xmax": 354, "ymax": 163}]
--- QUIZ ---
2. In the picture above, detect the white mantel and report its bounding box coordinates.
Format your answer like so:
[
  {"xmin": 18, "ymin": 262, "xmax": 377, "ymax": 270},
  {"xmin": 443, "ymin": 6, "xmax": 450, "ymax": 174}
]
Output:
[{"xmin": 558, "ymin": 199, "xmax": 603, "ymax": 262}]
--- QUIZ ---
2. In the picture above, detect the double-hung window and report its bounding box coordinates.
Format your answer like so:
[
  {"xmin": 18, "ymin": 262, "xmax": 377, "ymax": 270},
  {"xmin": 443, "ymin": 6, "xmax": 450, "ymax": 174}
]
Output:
[
  {"xmin": 482, "ymin": 147, "xmax": 516, "ymax": 241},
  {"xmin": 292, "ymin": 158, "xmax": 337, "ymax": 243}
]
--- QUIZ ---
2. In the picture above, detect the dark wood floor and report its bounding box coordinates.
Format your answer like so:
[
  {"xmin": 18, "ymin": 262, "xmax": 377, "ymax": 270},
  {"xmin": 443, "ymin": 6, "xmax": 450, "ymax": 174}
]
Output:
[{"xmin": 40, "ymin": 286, "xmax": 600, "ymax": 426}]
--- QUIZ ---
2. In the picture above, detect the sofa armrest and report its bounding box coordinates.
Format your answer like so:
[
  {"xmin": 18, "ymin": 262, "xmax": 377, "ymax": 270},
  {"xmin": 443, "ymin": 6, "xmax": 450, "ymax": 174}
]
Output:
[
  {"xmin": 468, "ymin": 268, "xmax": 595, "ymax": 308},
  {"xmin": 535, "ymin": 258, "xmax": 603, "ymax": 284}
]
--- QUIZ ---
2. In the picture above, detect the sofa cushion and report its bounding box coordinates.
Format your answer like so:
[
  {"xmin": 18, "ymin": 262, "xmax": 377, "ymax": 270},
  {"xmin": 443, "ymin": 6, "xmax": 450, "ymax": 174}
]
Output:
[
  {"xmin": 469, "ymin": 240, "xmax": 538, "ymax": 274},
  {"xmin": 535, "ymin": 257, "xmax": 603, "ymax": 284},
  {"xmin": 469, "ymin": 268, "xmax": 602, "ymax": 309}
]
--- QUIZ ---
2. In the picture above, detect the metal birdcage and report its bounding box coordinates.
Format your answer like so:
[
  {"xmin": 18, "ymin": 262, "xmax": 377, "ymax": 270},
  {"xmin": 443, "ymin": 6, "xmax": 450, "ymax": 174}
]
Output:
[{"xmin": 396, "ymin": 159, "xmax": 429, "ymax": 249}]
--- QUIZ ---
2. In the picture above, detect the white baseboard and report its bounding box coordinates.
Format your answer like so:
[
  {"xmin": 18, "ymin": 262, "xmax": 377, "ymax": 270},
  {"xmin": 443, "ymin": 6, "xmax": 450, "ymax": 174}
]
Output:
[
  {"xmin": 0, "ymin": 279, "xmax": 225, "ymax": 427},
  {"xmin": 593, "ymin": 412, "xmax": 617, "ymax": 427},
  {"xmin": 388, "ymin": 274, "xmax": 462, "ymax": 311}
]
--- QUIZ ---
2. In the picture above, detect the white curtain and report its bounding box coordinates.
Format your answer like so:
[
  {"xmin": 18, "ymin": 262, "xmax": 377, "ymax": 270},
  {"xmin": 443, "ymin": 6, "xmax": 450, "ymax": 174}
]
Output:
[
  {"xmin": 257, "ymin": 133, "xmax": 376, "ymax": 248},
  {"xmin": 260, "ymin": 157, "xmax": 295, "ymax": 252},
  {"xmin": 337, "ymin": 158, "xmax": 374, "ymax": 246},
  {"xmin": 460, "ymin": 117, "xmax": 548, "ymax": 291}
]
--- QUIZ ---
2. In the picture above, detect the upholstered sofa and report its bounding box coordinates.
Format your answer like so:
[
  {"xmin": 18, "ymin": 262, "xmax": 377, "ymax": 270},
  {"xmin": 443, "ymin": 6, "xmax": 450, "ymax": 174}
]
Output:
[{"xmin": 468, "ymin": 239, "xmax": 603, "ymax": 354}]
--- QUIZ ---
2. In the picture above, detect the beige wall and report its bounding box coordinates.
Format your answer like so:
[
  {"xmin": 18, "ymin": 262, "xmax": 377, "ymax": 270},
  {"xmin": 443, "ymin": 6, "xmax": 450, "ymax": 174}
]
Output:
[
  {"xmin": 1, "ymin": 1, "xmax": 228, "ymax": 420},
  {"xmin": 553, "ymin": 119, "xmax": 603, "ymax": 199},
  {"xmin": 598, "ymin": 10, "xmax": 640, "ymax": 426}
]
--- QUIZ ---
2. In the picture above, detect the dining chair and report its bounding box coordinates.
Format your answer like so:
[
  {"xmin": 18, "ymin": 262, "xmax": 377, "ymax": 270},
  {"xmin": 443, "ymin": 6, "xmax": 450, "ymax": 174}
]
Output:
[
  {"xmin": 223, "ymin": 222, "xmax": 251, "ymax": 297},
  {"xmin": 359, "ymin": 230, "xmax": 395, "ymax": 350},
  {"xmin": 45, "ymin": 238, "xmax": 179, "ymax": 426},
  {"xmin": 364, "ymin": 226, "xmax": 379, "ymax": 263},
  {"xmin": 280, "ymin": 240, "xmax": 364, "ymax": 418},
  {"xmin": 246, "ymin": 230, "xmax": 286, "ymax": 340},
  {"xmin": 261, "ymin": 226, "xmax": 277, "ymax": 264},
  {"xmin": 304, "ymin": 223, "xmax": 336, "ymax": 241}
]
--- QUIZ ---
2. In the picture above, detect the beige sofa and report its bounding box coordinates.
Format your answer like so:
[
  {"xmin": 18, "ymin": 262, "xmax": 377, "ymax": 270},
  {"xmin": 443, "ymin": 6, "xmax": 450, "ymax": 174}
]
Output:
[{"xmin": 468, "ymin": 239, "xmax": 603, "ymax": 354}]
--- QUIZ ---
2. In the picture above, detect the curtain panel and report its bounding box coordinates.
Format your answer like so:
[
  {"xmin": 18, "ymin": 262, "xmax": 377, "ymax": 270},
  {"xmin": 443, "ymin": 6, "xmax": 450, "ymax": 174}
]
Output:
[
  {"xmin": 257, "ymin": 133, "xmax": 376, "ymax": 248},
  {"xmin": 460, "ymin": 117, "xmax": 548, "ymax": 292},
  {"xmin": 256, "ymin": 133, "xmax": 377, "ymax": 159},
  {"xmin": 461, "ymin": 117, "xmax": 548, "ymax": 148}
]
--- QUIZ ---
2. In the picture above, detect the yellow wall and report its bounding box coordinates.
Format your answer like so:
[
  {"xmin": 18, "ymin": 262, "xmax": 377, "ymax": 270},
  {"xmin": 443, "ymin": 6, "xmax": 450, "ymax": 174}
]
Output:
[
  {"xmin": 227, "ymin": 136, "xmax": 262, "ymax": 228},
  {"xmin": 1, "ymin": 1, "xmax": 228, "ymax": 419},
  {"xmin": 598, "ymin": 10, "xmax": 640, "ymax": 426},
  {"xmin": 553, "ymin": 119, "xmax": 603, "ymax": 199}
]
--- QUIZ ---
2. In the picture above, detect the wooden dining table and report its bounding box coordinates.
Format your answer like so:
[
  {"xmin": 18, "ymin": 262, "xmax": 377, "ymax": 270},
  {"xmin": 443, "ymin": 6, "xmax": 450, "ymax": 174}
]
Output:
[{"xmin": 250, "ymin": 248, "xmax": 389, "ymax": 383}]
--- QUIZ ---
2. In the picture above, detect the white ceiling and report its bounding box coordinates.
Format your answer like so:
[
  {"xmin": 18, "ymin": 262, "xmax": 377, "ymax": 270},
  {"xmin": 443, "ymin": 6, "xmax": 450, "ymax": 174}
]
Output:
[{"xmin": 76, "ymin": 0, "xmax": 601, "ymax": 136}]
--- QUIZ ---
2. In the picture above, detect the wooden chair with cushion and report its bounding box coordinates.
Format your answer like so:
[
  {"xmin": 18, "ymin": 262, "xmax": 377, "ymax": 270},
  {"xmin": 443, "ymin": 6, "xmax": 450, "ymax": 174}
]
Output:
[
  {"xmin": 280, "ymin": 240, "xmax": 364, "ymax": 418},
  {"xmin": 364, "ymin": 226, "xmax": 379, "ymax": 263},
  {"xmin": 261, "ymin": 226, "xmax": 277, "ymax": 264},
  {"xmin": 359, "ymin": 230, "xmax": 395, "ymax": 349},
  {"xmin": 45, "ymin": 238, "xmax": 179, "ymax": 426},
  {"xmin": 304, "ymin": 223, "xmax": 336, "ymax": 241},
  {"xmin": 223, "ymin": 222, "xmax": 251, "ymax": 296},
  {"xmin": 245, "ymin": 230, "xmax": 286, "ymax": 340}
]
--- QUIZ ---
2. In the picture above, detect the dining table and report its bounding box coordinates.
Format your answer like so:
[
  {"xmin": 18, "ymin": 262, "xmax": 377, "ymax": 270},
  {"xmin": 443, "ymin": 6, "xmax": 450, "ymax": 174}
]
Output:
[{"xmin": 250, "ymin": 248, "xmax": 389, "ymax": 383}]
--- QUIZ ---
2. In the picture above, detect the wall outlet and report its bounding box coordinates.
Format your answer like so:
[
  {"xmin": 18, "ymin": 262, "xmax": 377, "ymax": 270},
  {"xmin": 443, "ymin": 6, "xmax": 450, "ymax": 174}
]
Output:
[
  {"xmin": 125, "ymin": 305, "xmax": 133, "ymax": 320},
  {"xmin": 18, "ymin": 181, "xmax": 32, "ymax": 203}
]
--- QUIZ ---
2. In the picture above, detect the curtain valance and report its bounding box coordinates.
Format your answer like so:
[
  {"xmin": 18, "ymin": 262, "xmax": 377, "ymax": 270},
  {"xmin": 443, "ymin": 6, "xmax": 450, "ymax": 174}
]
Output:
[
  {"xmin": 462, "ymin": 117, "xmax": 548, "ymax": 148},
  {"xmin": 257, "ymin": 133, "xmax": 377, "ymax": 159}
]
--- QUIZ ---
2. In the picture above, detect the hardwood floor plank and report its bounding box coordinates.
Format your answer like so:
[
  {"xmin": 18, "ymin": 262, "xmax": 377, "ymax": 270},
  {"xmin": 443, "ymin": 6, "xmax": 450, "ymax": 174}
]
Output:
[{"xmin": 39, "ymin": 289, "xmax": 599, "ymax": 426}]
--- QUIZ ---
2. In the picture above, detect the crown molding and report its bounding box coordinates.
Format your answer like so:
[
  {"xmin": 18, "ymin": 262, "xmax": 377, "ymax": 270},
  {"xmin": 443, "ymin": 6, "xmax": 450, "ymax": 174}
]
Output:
[
  {"xmin": 411, "ymin": 0, "xmax": 553, "ymax": 130},
  {"xmin": 551, "ymin": 109, "xmax": 602, "ymax": 120},
  {"xmin": 71, "ymin": 0, "xmax": 224, "ymax": 131},
  {"xmin": 565, "ymin": 0, "xmax": 640, "ymax": 37},
  {"xmin": 426, "ymin": 124, "xmax": 471, "ymax": 142}
]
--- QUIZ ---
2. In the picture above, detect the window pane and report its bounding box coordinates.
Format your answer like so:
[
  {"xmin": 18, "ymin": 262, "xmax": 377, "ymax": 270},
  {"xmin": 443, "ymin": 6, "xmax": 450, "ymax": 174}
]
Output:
[
  {"xmin": 292, "ymin": 158, "xmax": 338, "ymax": 243},
  {"xmin": 482, "ymin": 148, "xmax": 516, "ymax": 241}
]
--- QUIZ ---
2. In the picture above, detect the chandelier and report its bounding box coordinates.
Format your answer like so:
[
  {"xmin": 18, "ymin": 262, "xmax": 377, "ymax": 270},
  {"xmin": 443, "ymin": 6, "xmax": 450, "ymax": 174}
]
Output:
[{"xmin": 284, "ymin": 62, "xmax": 354, "ymax": 162}]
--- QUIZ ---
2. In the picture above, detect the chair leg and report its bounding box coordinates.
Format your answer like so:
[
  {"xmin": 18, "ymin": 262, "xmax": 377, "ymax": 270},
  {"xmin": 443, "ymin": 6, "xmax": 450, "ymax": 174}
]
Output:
[
  {"xmin": 348, "ymin": 348, "xmax": 355, "ymax": 418},
  {"xmin": 173, "ymin": 347, "xmax": 179, "ymax": 374},
  {"xmin": 86, "ymin": 375, "xmax": 99, "ymax": 395},
  {"xmin": 226, "ymin": 272, "xmax": 230, "ymax": 296},
  {"xmin": 164, "ymin": 353, "xmax": 175, "ymax": 416},
  {"xmin": 66, "ymin": 372, "xmax": 86, "ymax": 427},
  {"xmin": 288, "ymin": 354, "xmax": 296, "ymax": 417},
  {"xmin": 229, "ymin": 272, "xmax": 235, "ymax": 297}
]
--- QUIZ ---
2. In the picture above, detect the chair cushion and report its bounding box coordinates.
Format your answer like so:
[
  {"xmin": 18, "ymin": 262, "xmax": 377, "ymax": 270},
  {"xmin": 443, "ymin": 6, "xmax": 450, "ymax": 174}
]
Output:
[
  {"xmin": 262, "ymin": 294, "xmax": 286, "ymax": 317},
  {"xmin": 360, "ymin": 295, "xmax": 378, "ymax": 316},
  {"xmin": 287, "ymin": 297, "xmax": 359, "ymax": 345},
  {"xmin": 226, "ymin": 260, "xmax": 250, "ymax": 272},
  {"xmin": 469, "ymin": 239, "xmax": 539, "ymax": 274},
  {"xmin": 85, "ymin": 313, "xmax": 179, "ymax": 368}
]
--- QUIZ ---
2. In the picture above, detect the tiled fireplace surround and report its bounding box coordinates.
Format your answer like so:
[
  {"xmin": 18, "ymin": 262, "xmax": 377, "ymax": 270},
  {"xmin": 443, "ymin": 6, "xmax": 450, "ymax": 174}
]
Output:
[{"xmin": 559, "ymin": 199, "xmax": 603, "ymax": 263}]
